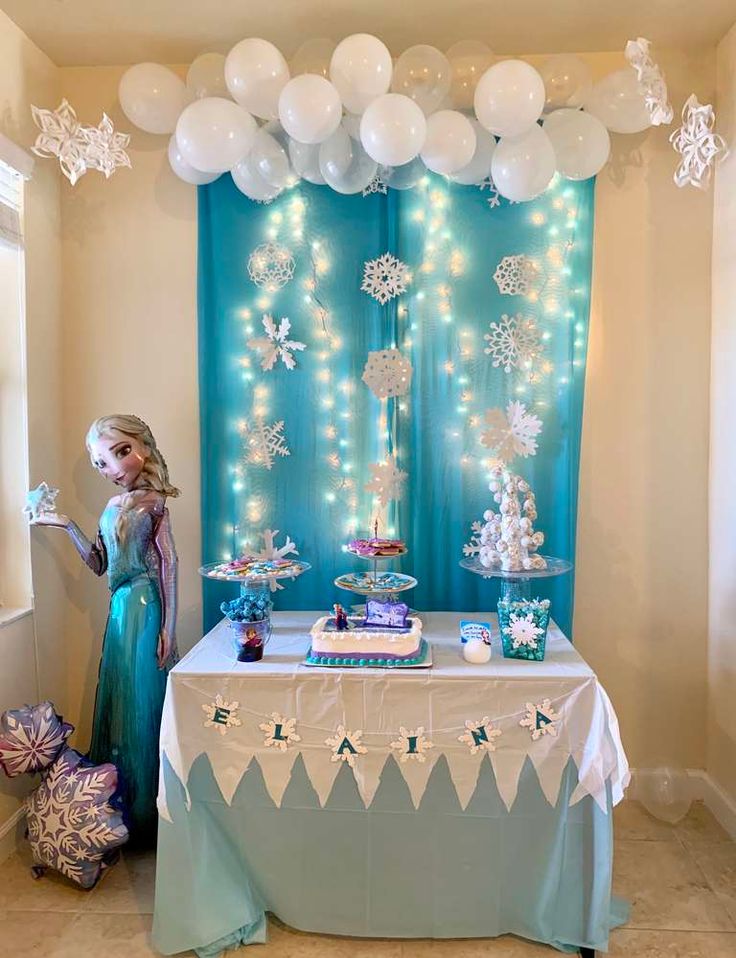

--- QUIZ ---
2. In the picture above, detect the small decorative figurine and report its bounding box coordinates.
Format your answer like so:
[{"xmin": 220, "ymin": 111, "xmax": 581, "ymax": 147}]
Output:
[
  {"xmin": 463, "ymin": 636, "xmax": 492, "ymax": 664},
  {"xmin": 333, "ymin": 603, "xmax": 349, "ymax": 631}
]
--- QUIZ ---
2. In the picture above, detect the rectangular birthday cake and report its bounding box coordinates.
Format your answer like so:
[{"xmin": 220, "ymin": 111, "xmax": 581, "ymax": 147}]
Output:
[{"xmin": 307, "ymin": 600, "xmax": 424, "ymax": 666}]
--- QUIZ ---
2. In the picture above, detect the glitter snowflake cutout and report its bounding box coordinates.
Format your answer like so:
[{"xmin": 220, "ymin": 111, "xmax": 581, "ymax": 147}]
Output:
[
  {"xmin": 484, "ymin": 313, "xmax": 543, "ymax": 374},
  {"xmin": 362, "ymin": 171, "xmax": 388, "ymax": 196},
  {"xmin": 361, "ymin": 348, "xmax": 413, "ymax": 399},
  {"xmin": 520, "ymin": 700, "xmax": 560, "ymax": 741},
  {"xmin": 365, "ymin": 455, "xmax": 407, "ymax": 506},
  {"xmin": 503, "ymin": 612, "xmax": 545, "ymax": 650},
  {"xmin": 670, "ymin": 94, "xmax": 729, "ymax": 190},
  {"xmin": 493, "ymin": 254, "xmax": 538, "ymax": 296},
  {"xmin": 202, "ymin": 695, "xmax": 242, "ymax": 736},
  {"xmin": 361, "ymin": 252, "xmax": 410, "ymax": 305},
  {"xmin": 390, "ymin": 727, "xmax": 434, "ymax": 764},
  {"xmin": 479, "ymin": 176, "xmax": 501, "ymax": 209},
  {"xmin": 325, "ymin": 726, "xmax": 367, "ymax": 768},
  {"xmin": 458, "ymin": 717, "xmax": 502, "ymax": 754},
  {"xmin": 253, "ymin": 528, "xmax": 299, "ymax": 591},
  {"xmin": 248, "ymin": 314, "xmax": 306, "ymax": 371},
  {"xmin": 242, "ymin": 418, "xmax": 290, "ymax": 470},
  {"xmin": 625, "ymin": 37, "xmax": 673, "ymax": 126},
  {"xmin": 480, "ymin": 401, "xmax": 543, "ymax": 462},
  {"xmin": 259, "ymin": 713, "xmax": 301, "ymax": 751},
  {"xmin": 247, "ymin": 242, "xmax": 296, "ymax": 291}
]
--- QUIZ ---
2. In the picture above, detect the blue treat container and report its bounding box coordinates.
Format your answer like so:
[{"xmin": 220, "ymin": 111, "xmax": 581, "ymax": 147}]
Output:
[{"xmin": 497, "ymin": 598, "xmax": 551, "ymax": 661}]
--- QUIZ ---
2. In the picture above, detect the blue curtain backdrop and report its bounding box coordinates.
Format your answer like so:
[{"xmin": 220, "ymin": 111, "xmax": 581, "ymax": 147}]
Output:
[{"xmin": 198, "ymin": 174, "xmax": 594, "ymax": 636}]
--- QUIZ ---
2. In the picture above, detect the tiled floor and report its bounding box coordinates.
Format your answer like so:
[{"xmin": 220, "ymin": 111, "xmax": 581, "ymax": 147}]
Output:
[{"xmin": 1, "ymin": 801, "xmax": 735, "ymax": 957}]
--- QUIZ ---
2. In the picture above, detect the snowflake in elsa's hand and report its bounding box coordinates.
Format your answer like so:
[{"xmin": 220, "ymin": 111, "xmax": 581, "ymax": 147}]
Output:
[
  {"xmin": 202, "ymin": 695, "xmax": 242, "ymax": 735},
  {"xmin": 493, "ymin": 254, "xmax": 538, "ymax": 296},
  {"xmin": 390, "ymin": 726, "xmax": 434, "ymax": 763},
  {"xmin": 670, "ymin": 94, "xmax": 729, "ymax": 190},
  {"xmin": 361, "ymin": 252, "xmax": 410, "ymax": 305},
  {"xmin": 259, "ymin": 713, "xmax": 301, "ymax": 751},
  {"xmin": 361, "ymin": 349, "xmax": 413, "ymax": 399},
  {"xmin": 242, "ymin": 418, "xmax": 290, "ymax": 470},
  {"xmin": 248, "ymin": 314, "xmax": 307, "ymax": 371},
  {"xmin": 23, "ymin": 482, "xmax": 61, "ymax": 522},
  {"xmin": 253, "ymin": 529, "xmax": 299, "ymax": 591},
  {"xmin": 458, "ymin": 717, "xmax": 502, "ymax": 754},
  {"xmin": 31, "ymin": 100, "xmax": 91, "ymax": 185},
  {"xmin": 362, "ymin": 171, "xmax": 388, "ymax": 196},
  {"xmin": 462, "ymin": 520, "xmax": 484, "ymax": 559},
  {"xmin": 503, "ymin": 612, "xmax": 544, "ymax": 650},
  {"xmin": 520, "ymin": 699, "xmax": 560, "ymax": 741},
  {"xmin": 247, "ymin": 242, "xmax": 296, "ymax": 291},
  {"xmin": 365, "ymin": 456, "xmax": 407, "ymax": 506},
  {"xmin": 325, "ymin": 726, "xmax": 367, "ymax": 768},
  {"xmin": 484, "ymin": 313, "xmax": 543, "ymax": 374},
  {"xmin": 84, "ymin": 113, "xmax": 131, "ymax": 178},
  {"xmin": 480, "ymin": 401, "xmax": 543, "ymax": 462},
  {"xmin": 479, "ymin": 176, "xmax": 501, "ymax": 209}
]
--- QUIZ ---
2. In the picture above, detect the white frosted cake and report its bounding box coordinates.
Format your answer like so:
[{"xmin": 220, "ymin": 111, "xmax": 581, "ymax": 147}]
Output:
[{"xmin": 307, "ymin": 601, "xmax": 424, "ymax": 666}]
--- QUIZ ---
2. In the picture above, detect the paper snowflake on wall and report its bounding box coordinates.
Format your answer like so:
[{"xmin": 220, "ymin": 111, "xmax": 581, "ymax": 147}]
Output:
[
  {"xmin": 361, "ymin": 348, "xmax": 413, "ymax": 399},
  {"xmin": 493, "ymin": 255, "xmax": 537, "ymax": 296},
  {"xmin": 362, "ymin": 171, "xmax": 388, "ymax": 196},
  {"xmin": 479, "ymin": 176, "xmax": 501, "ymax": 209},
  {"xmin": 365, "ymin": 456, "xmax": 407, "ymax": 506},
  {"xmin": 480, "ymin": 401, "xmax": 543, "ymax": 462},
  {"xmin": 462, "ymin": 520, "xmax": 484, "ymax": 559},
  {"xmin": 202, "ymin": 695, "xmax": 242, "ymax": 735},
  {"xmin": 361, "ymin": 253, "xmax": 410, "ymax": 305},
  {"xmin": 670, "ymin": 94, "xmax": 729, "ymax": 190},
  {"xmin": 248, "ymin": 315, "xmax": 306, "ymax": 371},
  {"xmin": 625, "ymin": 37, "xmax": 673, "ymax": 126},
  {"xmin": 503, "ymin": 612, "xmax": 545, "ymax": 650},
  {"xmin": 242, "ymin": 418, "xmax": 290, "ymax": 470},
  {"xmin": 253, "ymin": 528, "xmax": 299, "ymax": 591},
  {"xmin": 520, "ymin": 700, "xmax": 560, "ymax": 741},
  {"xmin": 85, "ymin": 114, "xmax": 133, "ymax": 178},
  {"xmin": 259, "ymin": 713, "xmax": 301, "ymax": 751},
  {"xmin": 247, "ymin": 242, "xmax": 296, "ymax": 291},
  {"xmin": 325, "ymin": 726, "xmax": 367, "ymax": 768},
  {"xmin": 390, "ymin": 727, "xmax": 434, "ymax": 763},
  {"xmin": 483, "ymin": 313, "xmax": 543, "ymax": 374}
]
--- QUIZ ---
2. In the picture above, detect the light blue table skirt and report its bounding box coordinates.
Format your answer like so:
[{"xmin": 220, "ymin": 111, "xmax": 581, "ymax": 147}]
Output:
[{"xmin": 152, "ymin": 751, "xmax": 628, "ymax": 956}]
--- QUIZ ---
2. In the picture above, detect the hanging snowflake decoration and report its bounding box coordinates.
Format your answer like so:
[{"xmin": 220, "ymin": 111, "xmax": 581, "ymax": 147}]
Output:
[
  {"xmin": 361, "ymin": 348, "xmax": 413, "ymax": 399},
  {"xmin": 625, "ymin": 37, "xmax": 673, "ymax": 126},
  {"xmin": 252, "ymin": 529, "xmax": 299, "ymax": 591},
  {"xmin": 492, "ymin": 254, "xmax": 538, "ymax": 297},
  {"xmin": 457, "ymin": 717, "xmax": 502, "ymax": 754},
  {"xmin": 483, "ymin": 313, "xmax": 543, "ymax": 374},
  {"xmin": 520, "ymin": 700, "xmax": 560, "ymax": 741},
  {"xmin": 242, "ymin": 418, "xmax": 290, "ymax": 470},
  {"xmin": 259, "ymin": 713, "xmax": 301, "ymax": 751},
  {"xmin": 202, "ymin": 695, "xmax": 242, "ymax": 736},
  {"xmin": 480, "ymin": 401, "xmax": 543, "ymax": 462},
  {"xmin": 365, "ymin": 455, "xmax": 407, "ymax": 506},
  {"xmin": 390, "ymin": 727, "xmax": 434, "ymax": 763},
  {"xmin": 361, "ymin": 252, "xmax": 410, "ymax": 305},
  {"xmin": 83, "ymin": 113, "xmax": 132, "ymax": 179},
  {"xmin": 670, "ymin": 94, "xmax": 729, "ymax": 190},
  {"xmin": 247, "ymin": 242, "xmax": 296, "ymax": 291},
  {"xmin": 248, "ymin": 314, "xmax": 306, "ymax": 371},
  {"xmin": 325, "ymin": 726, "xmax": 367, "ymax": 768},
  {"xmin": 503, "ymin": 612, "xmax": 545, "ymax": 651},
  {"xmin": 479, "ymin": 176, "xmax": 501, "ymax": 209},
  {"xmin": 462, "ymin": 520, "xmax": 484, "ymax": 559},
  {"xmin": 362, "ymin": 171, "xmax": 388, "ymax": 196},
  {"xmin": 0, "ymin": 702, "xmax": 73, "ymax": 777}
]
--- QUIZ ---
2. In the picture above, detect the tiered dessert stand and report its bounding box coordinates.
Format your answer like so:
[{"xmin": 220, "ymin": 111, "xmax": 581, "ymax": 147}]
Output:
[{"xmin": 335, "ymin": 535, "xmax": 416, "ymax": 611}]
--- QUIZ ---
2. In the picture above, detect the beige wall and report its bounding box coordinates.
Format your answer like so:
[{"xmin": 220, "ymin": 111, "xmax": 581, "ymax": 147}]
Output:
[{"xmin": 709, "ymin": 24, "xmax": 736, "ymax": 800}]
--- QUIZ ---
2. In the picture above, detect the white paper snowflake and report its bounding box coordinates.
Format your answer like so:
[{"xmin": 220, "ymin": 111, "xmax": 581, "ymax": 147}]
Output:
[
  {"xmin": 483, "ymin": 313, "xmax": 543, "ymax": 374},
  {"xmin": 23, "ymin": 482, "xmax": 60, "ymax": 521},
  {"xmin": 84, "ymin": 113, "xmax": 132, "ymax": 178},
  {"xmin": 457, "ymin": 717, "xmax": 502, "ymax": 754},
  {"xmin": 251, "ymin": 528, "xmax": 299, "ymax": 591},
  {"xmin": 259, "ymin": 712, "xmax": 301, "ymax": 751},
  {"xmin": 325, "ymin": 726, "xmax": 367, "ymax": 768},
  {"xmin": 462, "ymin": 520, "xmax": 484, "ymax": 558},
  {"xmin": 670, "ymin": 94, "xmax": 729, "ymax": 190},
  {"xmin": 365, "ymin": 456, "xmax": 407, "ymax": 506},
  {"xmin": 202, "ymin": 695, "xmax": 242, "ymax": 735},
  {"xmin": 503, "ymin": 612, "xmax": 545, "ymax": 650},
  {"xmin": 31, "ymin": 100, "xmax": 90, "ymax": 186},
  {"xmin": 362, "ymin": 171, "xmax": 388, "ymax": 196},
  {"xmin": 520, "ymin": 700, "xmax": 560, "ymax": 741},
  {"xmin": 361, "ymin": 348, "xmax": 413, "ymax": 399},
  {"xmin": 247, "ymin": 242, "xmax": 296, "ymax": 291},
  {"xmin": 480, "ymin": 401, "xmax": 543, "ymax": 462},
  {"xmin": 243, "ymin": 418, "xmax": 290, "ymax": 470},
  {"xmin": 625, "ymin": 37, "xmax": 673, "ymax": 126},
  {"xmin": 361, "ymin": 253, "xmax": 410, "ymax": 305},
  {"xmin": 479, "ymin": 176, "xmax": 501, "ymax": 209},
  {"xmin": 389, "ymin": 726, "xmax": 434, "ymax": 763},
  {"xmin": 493, "ymin": 254, "xmax": 538, "ymax": 296},
  {"xmin": 248, "ymin": 314, "xmax": 306, "ymax": 371}
]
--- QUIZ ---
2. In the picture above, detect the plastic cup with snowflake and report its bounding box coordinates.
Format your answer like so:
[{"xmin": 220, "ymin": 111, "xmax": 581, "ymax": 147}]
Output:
[{"xmin": 497, "ymin": 597, "xmax": 550, "ymax": 661}]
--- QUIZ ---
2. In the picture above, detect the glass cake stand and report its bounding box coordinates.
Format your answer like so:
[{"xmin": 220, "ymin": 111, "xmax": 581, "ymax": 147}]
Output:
[
  {"xmin": 337, "ymin": 545, "xmax": 416, "ymax": 611},
  {"xmin": 199, "ymin": 560, "xmax": 311, "ymax": 598},
  {"xmin": 459, "ymin": 555, "xmax": 572, "ymax": 602}
]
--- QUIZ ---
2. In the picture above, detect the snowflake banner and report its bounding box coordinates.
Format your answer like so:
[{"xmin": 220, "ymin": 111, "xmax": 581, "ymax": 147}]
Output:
[{"xmin": 493, "ymin": 254, "xmax": 538, "ymax": 296}]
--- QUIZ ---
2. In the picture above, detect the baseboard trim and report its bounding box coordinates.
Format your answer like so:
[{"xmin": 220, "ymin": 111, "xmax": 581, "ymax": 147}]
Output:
[
  {"xmin": 0, "ymin": 806, "xmax": 25, "ymax": 863},
  {"xmin": 627, "ymin": 767, "xmax": 736, "ymax": 839}
]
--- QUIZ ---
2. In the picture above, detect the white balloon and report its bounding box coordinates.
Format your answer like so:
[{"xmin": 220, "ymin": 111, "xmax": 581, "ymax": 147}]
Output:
[
  {"xmin": 319, "ymin": 125, "xmax": 353, "ymax": 179},
  {"xmin": 636, "ymin": 767, "xmax": 692, "ymax": 825},
  {"xmin": 231, "ymin": 155, "xmax": 283, "ymax": 201},
  {"xmin": 167, "ymin": 135, "xmax": 220, "ymax": 184},
  {"xmin": 250, "ymin": 128, "xmax": 292, "ymax": 188},
  {"xmin": 391, "ymin": 44, "xmax": 452, "ymax": 115},
  {"xmin": 491, "ymin": 125, "xmax": 556, "ymax": 201},
  {"xmin": 288, "ymin": 138, "xmax": 325, "ymax": 184},
  {"xmin": 342, "ymin": 113, "xmax": 363, "ymax": 140},
  {"xmin": 176, "ymin": 97, "xmax": 257, "ymax": 173},
  {"xmin": 446, "ymin": 40, "xmax": 494, "ymax": 111},
  {"xmin": 538, "ymin": 54, "xmax": 592, "ymax": 113},
  {"xmin": 474, "ymin": 59, "xmax": 545, "ymax": 138},
  {"xmin": 420, "ymin": 109, "xmax": 476, "ymax": 174},
  {"xmin": 119, "ymin": 63, "xmax": 189, "ymax": 134},
  {"xmin": 463, "ymin": 637, "xmax": 491, "ymax": 664},
  {"xmin": 383, "ymin": 156, "xmax": 427, "ymax": 190},
  {"xmin": 319, "ymin": 127, "xmax": 377, "ymax": 193},
  {"xmin": 225, "ymin": 38, "xmax": 290, "ymax": 120},
  {"xmin": 290, "ymin": 38, "xmax": 335, "ymax": 78},
  {"xmin": 451, "ymin": 118, "xmax": 497, "ymax": 184},
  {"xmin": 330, "ymin": 33, "xmax": 392, "ymax": 114},
  {"xmin": 278, "ymin": 74, "xmax": 342, "ymax": 144},
  {"xmin": 584, "ymin": 68, "xmax": 651, "ymax": 134},
  {"xmin": 186, "ymin": 53, "xmax": 228, "ymax": 100},
  {"xmin": 360, "ymin": 93, "xmax": 427, "ymax": 167},
  {"xmin": 544, "ymin": 109, "xmax": 610, "ymax": 180}
]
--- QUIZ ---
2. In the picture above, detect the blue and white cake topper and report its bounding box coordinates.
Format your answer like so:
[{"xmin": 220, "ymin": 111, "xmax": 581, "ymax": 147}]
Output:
[
  {"xmin": 460, "ymin": 620, "xmax": 491, "ymax": 644},
  {"xmin": 364, "ymin": 598, "xmax": 409, "ymax": 629}
]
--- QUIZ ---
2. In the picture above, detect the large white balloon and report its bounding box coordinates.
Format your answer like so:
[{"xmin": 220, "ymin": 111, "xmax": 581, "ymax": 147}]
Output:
[
  {"xmin": 474, "ymin": 59, "xmax": 545, "ymax": 138},
  {"xmin": 319, "ymin": 127, "xmax": 377, "ymax": 193},
  {"xmin": 446, "ymin": 40, "xmax": 494, "ymax": 111},
  {"xmin": 383, "ymin": 156, "xmax": 427, "ymax": 190},
  {"xmin": 391, "ymin": 44, "xmax": 452, "ymax": 115},
  {"xmin": 584, "ymin": 69, "xmax": 651, "ymax": 134},
  {"xmin": 290, "ymin": 38, "xmax": 335, "ymax": 78},
  {"xmin": 225, "ymin": 38, "xmax": 290, "ymax": 120},
  {"xmin": 186, "ymin": 53, "xmax": 228, "ymax": 100},
  {"xmin": 176, "ymin": 97, "xmax": 257, "ymax": 173},
  {"xmin": 288, "ymin": 138, "xmax": 326, "ymax": 184},
  {"xmin": 544, "ymin": 109, "xmax": 610, "ymax": 180},
  {"xmin": 491, "ymin": 125, "xmax": 556, "ymax": 201},
  {"xmin": 538, "ymin": 54, "xmax": 592, "ymax": 113},
  {"xmin": 278, "ymin": 74, "xmax": 342, "ymax": 144},
  {"xmin": 451, "ymin": 118, "xmax": 496, "ymax": 184},
  {"xmin": 636, "ymin": 767, "xmax": 692, "ymax": 825},
  {"xmin": 420, "ymin": 109, "xmax": 476, "ymax": 174},
  {"xmin": 360, "ymin": 93, "xmax": 427, "ymax": 167},
  {"xmin": 231, "ymin": 155, "xmax": 283, "ymax": 201},
  {"xmin": 330, "ymin": 33, "xmax": 392, "ymax": 114},
  {"xmin": 167, "ymin": 135, "xmax": 220, "ymax": 184},
  {"xmin": 249, "ymin": 128, "xmax": 293, "ymax": 188},
  {"xmin": 119, "ymin": 63, "xmax": 189, "ymax": 134}
]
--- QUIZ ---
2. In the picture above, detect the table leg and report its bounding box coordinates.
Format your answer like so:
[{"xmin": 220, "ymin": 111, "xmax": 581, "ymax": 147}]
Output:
[{"xmin": 579, "ymin": 948, "xmax": 595, "ymax": 957}]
